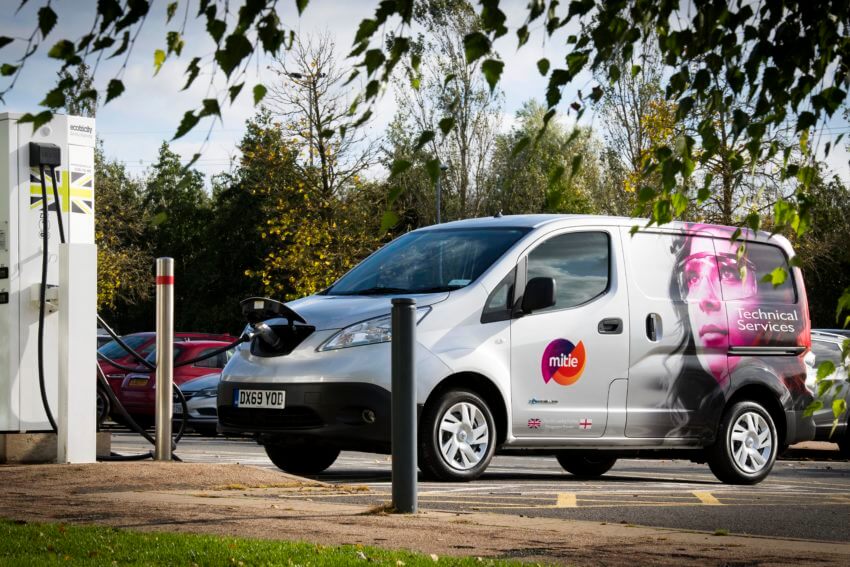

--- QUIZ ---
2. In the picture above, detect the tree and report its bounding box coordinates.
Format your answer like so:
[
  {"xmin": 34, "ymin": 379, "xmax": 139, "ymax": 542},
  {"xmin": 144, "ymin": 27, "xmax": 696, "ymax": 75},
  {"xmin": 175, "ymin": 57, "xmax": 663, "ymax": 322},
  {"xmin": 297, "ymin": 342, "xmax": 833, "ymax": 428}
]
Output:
[
  {"xmin": 93, "ymin": 145, "xmax": 152, "ymax": 318},
  {"xmin": 137, "ymin": 142, "xmax": 212, "ymax": 330},
  {"xmin": 236, "ymin": 111, "xmax": 384, "ymax": 301},
  {"xmin": 55, "ymin": 62, "xmax": 97, "ymax": 117},
  {"xmin": 488, "ymin": 100, "xmax": 600, "ymax": 215},
  {"xmin": 266, "ymin": 33, "xmax": 379, "ymax": 201},
  {"xmin": 387, "ymin": 0, "xmax": 503, "ymax": 222}
]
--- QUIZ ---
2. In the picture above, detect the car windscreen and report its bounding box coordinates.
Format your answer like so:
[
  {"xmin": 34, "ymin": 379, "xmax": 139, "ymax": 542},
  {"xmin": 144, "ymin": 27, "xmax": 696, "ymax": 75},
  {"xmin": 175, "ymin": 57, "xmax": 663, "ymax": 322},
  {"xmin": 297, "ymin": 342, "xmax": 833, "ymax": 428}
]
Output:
[
  {"xmin": 97, "ymin": 335, "xmax": 149, "ymax": 359},
  {"xmin": 327, "ymin": 228, "xmax": 529, "ymax": 295}
]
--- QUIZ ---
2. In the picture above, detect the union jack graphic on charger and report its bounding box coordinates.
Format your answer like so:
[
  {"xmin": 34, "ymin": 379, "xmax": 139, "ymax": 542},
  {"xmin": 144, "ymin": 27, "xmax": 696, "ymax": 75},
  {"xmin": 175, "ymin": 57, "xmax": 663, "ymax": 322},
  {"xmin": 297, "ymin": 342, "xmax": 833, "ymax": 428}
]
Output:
[
  {"xmin": 527, "ymin": 418, "xmax": 541, "ymax": 429},
  {"xmin": 579, "ymin": 418, "xmax": 592, "ymax": 430}
]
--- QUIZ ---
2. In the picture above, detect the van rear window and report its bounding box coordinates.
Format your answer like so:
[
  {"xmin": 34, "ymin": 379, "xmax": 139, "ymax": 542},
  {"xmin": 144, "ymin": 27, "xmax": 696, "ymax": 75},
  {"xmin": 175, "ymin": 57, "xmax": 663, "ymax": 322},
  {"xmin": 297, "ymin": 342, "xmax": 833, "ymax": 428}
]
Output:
[{"xmin": 720, "ymin": 242, "xmax": 796, "ymax": 304}]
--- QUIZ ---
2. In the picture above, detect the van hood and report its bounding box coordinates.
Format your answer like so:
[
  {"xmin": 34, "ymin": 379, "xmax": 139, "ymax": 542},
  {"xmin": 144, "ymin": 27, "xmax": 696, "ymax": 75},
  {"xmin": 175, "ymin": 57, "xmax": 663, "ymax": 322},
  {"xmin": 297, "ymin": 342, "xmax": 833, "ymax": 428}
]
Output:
[{"xmin": 283, "ymin": 292, "xmax": 450, "ymax": 331}]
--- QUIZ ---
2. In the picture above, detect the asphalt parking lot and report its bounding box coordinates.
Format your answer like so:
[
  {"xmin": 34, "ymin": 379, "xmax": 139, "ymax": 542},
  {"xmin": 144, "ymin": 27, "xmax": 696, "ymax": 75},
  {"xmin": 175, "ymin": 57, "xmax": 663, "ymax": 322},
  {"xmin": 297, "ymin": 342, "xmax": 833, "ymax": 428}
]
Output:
[{"xmin": 112, "ymin": 431, "xmax": 850, "ymax": 543}]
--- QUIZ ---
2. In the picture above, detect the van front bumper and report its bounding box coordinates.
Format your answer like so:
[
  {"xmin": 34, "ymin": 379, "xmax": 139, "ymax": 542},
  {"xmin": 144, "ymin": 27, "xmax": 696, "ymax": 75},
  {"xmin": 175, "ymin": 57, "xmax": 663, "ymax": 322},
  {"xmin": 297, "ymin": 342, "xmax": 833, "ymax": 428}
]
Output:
[{"xmin": 217, "ymin": 381, "xmax": 398, "ymax": 453}]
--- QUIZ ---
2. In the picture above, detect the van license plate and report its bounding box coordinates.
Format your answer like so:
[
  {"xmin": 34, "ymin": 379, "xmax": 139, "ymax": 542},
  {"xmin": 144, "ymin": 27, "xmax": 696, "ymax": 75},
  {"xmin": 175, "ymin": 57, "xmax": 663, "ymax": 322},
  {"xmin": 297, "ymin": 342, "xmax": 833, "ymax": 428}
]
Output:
[{"xmin": 234, "ymin": 389, "xmax": 285, "ymax": 409}]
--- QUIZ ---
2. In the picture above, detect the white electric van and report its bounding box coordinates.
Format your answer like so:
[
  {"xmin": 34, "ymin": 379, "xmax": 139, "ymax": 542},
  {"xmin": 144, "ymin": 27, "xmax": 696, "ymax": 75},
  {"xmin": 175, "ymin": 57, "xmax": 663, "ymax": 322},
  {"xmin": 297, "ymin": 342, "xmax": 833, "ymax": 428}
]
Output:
[{"xmin": 219, "ymin": 215, "xmax": 815, "ymax": 484}]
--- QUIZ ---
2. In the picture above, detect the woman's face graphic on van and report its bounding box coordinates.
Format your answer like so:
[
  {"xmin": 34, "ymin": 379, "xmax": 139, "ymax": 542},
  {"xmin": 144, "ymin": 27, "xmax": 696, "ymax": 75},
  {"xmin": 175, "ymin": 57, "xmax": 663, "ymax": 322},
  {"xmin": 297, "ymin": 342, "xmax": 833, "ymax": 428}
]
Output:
[{"xmin": 678, "ymin": 229, "xmax": 757, "ymax": 382}]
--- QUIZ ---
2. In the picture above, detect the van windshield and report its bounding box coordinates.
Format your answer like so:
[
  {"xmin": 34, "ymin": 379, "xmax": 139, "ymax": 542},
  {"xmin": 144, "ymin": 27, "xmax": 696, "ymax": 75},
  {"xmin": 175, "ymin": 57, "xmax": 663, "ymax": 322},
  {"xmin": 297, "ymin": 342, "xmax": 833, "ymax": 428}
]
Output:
[{"xmin": 328, "ymin": 228, "xmax": 529, "ymax": 295}]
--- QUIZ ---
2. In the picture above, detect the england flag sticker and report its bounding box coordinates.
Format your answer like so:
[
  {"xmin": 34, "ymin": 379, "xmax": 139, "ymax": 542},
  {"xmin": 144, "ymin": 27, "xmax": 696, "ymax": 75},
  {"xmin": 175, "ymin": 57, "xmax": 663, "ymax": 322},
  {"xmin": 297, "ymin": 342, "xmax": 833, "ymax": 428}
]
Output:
[{"xmin": 579, "ymin": 418, "xmax": 593, "ymax": 430}]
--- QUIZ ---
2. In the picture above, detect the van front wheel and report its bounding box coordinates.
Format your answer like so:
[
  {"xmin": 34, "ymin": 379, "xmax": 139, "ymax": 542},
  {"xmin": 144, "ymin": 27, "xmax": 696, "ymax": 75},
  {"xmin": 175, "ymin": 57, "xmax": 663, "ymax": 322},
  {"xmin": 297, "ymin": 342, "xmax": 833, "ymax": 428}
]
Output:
[
  {"xmin": 707, "ymin": 401, "xmax": 777, "ymax": 485},
  {"xmin": 419, "ymin": 389, "xmax": 495, "ymax": 481},
  {"xmin": 264, "ymin": 444, "xmax": 340, "ymax": 475},
  {"xmin": 556, "ymin": 452, "xmax": 617, "ymax": 478}
]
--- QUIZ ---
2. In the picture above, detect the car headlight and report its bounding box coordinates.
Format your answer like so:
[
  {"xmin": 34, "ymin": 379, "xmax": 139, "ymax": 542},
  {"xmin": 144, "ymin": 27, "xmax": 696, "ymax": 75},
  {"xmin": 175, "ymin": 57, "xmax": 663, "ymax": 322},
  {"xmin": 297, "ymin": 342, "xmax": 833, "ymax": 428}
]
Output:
[
  {"xmin": 318, "ymin": 306, "xmax": 431, "ymax": 351},
  {"xmin": 196, "ymin": 387, "xmax": 218, "ymax": 398}
]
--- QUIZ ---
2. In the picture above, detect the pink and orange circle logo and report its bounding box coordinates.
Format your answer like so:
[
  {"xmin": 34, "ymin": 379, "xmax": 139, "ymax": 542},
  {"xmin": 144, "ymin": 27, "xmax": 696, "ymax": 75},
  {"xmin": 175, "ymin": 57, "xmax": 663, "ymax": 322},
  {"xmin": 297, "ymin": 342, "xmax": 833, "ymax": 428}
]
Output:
[{"xmin": 541, "ymin": 339, "xmax": 586, "ymax": 386}]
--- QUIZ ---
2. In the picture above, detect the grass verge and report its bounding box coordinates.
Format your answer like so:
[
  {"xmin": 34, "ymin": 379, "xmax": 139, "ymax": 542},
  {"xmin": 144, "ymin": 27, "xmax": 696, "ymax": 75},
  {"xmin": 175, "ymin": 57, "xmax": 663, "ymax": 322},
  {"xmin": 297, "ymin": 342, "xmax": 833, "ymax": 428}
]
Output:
[{"xmin": 0, "ymin": 519, "xmax": 527, "ymax": 566}]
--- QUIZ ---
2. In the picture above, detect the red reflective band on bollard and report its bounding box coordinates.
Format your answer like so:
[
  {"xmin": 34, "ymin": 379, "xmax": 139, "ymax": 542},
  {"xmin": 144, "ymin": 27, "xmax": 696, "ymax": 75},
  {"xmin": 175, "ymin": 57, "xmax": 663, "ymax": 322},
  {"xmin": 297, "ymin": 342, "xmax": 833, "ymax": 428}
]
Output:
[{"xmin": 156, "ymin": 276, "xmax": 174, "ymax": 285}]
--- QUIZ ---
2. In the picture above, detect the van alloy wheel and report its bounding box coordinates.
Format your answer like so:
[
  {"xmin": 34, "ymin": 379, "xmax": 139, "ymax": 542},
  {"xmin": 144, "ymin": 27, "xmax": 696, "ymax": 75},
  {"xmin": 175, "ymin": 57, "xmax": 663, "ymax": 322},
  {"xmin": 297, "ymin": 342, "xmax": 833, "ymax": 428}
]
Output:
[
  {"xmin": 730, "ymin": 411, "xmax": 773, "ymax": 474},
  {"xmin": 439, "ymin": 401, "xmax": 490, "ymax": 470},
  {"xmin": 419, "ymin": 389, "xmax": 496, "ymax": 481},
  {"xmin": 707, "ymin": 400, "xmax": 777, "ymax": 485}
]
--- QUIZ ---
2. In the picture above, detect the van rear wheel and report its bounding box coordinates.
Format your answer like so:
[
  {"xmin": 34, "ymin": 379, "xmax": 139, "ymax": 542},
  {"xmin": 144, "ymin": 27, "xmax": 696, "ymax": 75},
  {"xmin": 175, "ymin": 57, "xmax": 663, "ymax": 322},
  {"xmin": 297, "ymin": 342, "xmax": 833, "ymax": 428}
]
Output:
[
  {"xmin": 556, "ymin": 452, "xmax": 617, "ymax": 478},
  {"xmin": 419, "ymin": 389, "xmax": 495, "ymax": 481},
  {"xmin": 707, "ymin": 401, "xmax": 777, "ymax": 485},
  {"xmin": 264, "ymin": 444, "xmax": 340, "ymax": 475}
]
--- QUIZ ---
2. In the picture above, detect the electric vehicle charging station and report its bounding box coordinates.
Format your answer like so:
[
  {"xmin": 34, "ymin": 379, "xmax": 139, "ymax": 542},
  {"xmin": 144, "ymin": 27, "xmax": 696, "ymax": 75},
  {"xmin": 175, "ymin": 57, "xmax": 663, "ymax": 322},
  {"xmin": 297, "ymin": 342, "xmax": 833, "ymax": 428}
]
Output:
[{"xmin": 0, "ymin": 112, "xmax": 98, "ymax": 463}]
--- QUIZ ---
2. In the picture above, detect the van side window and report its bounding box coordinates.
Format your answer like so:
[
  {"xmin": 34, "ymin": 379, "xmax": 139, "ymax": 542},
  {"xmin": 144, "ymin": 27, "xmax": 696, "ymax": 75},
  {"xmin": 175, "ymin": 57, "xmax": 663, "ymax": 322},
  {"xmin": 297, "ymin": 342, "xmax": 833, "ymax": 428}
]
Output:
[
  {"xmin": 721, "ymin": 242, "xmax": 796, "ymax": 303},
  {"xmin": 527, "ymin": 232, "xmax": 609, "ymax": 312},
  {"xmin": 481, "ymin": 269, "xmax": 515, "ymax": 323}
]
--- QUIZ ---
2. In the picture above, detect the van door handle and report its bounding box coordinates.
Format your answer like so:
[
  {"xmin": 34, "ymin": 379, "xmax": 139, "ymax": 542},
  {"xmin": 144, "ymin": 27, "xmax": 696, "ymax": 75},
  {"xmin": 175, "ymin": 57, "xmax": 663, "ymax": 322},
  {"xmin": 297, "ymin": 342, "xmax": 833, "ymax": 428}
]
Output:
[
  {"xmin": 645, "ymin": 313, "xmax": 662, "ymax": 341},
  {"xmin": 598, "ymin": 318, "xmax": 623, "ymax": 334}
]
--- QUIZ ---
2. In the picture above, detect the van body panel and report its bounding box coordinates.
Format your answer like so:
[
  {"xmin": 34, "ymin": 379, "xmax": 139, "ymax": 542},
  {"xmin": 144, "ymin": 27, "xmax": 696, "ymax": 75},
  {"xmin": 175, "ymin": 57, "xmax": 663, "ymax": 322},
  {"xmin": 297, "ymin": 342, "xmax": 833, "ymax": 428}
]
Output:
[{"xmin": 509, "ymin": 226, "xmax": 629, "ymax": 439}]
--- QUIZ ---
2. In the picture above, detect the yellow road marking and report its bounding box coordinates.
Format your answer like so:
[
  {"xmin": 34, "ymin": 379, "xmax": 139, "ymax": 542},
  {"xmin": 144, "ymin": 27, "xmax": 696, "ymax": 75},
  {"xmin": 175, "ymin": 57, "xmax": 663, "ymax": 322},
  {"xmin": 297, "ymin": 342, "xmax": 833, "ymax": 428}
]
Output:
[
  {"xmin": 555, "ymin": 493, "xmax": 577, "ymax": 508},
  {"xmin": 692, "ymin": 490, "xmax": 722, "ymax": 505}
]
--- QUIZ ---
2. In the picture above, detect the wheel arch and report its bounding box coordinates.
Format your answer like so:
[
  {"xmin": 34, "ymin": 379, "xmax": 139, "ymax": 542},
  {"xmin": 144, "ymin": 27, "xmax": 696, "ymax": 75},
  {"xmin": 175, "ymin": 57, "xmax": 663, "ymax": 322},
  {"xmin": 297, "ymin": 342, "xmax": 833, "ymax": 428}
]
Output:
[{"xmin": 424, "ymin": 372, "xmax": 509, "ymax": 446}]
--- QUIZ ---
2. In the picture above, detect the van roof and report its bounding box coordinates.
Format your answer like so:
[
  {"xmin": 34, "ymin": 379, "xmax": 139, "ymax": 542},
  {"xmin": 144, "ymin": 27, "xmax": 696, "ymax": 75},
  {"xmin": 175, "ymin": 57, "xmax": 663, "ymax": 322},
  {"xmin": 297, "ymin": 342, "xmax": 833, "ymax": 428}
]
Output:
[{"xmin": 416, "ymin": 214, "xmax": 783, "ymax": 243}]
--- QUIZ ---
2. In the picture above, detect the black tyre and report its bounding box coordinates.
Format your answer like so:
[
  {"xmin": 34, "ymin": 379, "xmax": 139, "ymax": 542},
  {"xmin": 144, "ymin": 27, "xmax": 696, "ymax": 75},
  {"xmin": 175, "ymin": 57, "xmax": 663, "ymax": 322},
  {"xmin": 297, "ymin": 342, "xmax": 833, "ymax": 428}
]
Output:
[
  {"xmin": 556, "ymin": 452, "xmax": 617, "ymax": 478},
  {"xmin": 96, "ymin": 386, "xmax": 110, "ymax": 429},
  {"xmin": 707, "ymin": 401, "xmax": 778, "ymax": 484},
  {"xmin": 264, "ymin": 444, "xmax": 340, "ymax": 475},
  {"xmin": 419, "ymin": 389, "xmax": 496, "ymax": 482},
  {"xmin": 838, "ymin": 429, "xmax": 850, "ymax": 459},
  {"xmin": 193, "ymin": 425, "xmax": 219, "ymax": 437}
]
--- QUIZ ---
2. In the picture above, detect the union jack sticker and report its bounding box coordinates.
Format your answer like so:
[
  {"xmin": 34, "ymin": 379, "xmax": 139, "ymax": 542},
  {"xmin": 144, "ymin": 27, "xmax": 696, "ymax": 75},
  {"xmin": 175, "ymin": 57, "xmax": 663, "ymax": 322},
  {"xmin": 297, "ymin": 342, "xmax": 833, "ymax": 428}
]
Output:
[
  {"xmin": 527, "ymin": 418, "xmax": 542, "ymax": 429},
  {"xmin": 30, "ymin": 165, "xmax": 94, "ymax": 215}
]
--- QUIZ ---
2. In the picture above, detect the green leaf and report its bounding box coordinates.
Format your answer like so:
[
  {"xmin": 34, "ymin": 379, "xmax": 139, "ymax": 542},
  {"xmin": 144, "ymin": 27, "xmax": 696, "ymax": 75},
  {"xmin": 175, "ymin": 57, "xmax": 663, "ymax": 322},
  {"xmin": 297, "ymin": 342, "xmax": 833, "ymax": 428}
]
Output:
[
  {"xmin": 215, "ymin": 34, "xmax": 253, "ymax": 77},
  {"xmin": 295, "ymin": 0, "xmax": 309, "ymax": 15},
  {"xmin": 183, "ymin": 57, "xmax": 201, "ymax": 90},
  {"xmin": 166, "ymin": 31, "xmax": 184, "ymax": 56},
  {"xmin": 389, "ymin": 159, "xmax": 412, "ymax": 179},
  {"xmin": 510, "ymin": 136, "xmax": 530, "ymax": 158},
  {"xmin": 0, "ymin": 63, "xmax": 18, "ymax": 76},
  {"xmin": 537, "ymin": 58, "xmax": 549, "ymax": 76},
  {"xmin": 110, "ymin": 31, "xmax": 130, "ymax": 58},
  {"xmin": 424, "ymin": 158, "xmax": 441, "ymax": 185},
  {"xmin": 760, "ymin": 266, "xmax": 786, "ymax": 287},
  {"xmin": 40, "ymin": 86, "xmax": 65, "ymax": 109},
  {"xmin": 438, "ymin": 117, "xmax": 455, "ymax": 136},
  {"xmin": 0, "ymin": 36, "xmax": 13, "ymax": 50},
  {"xmin": 637, "ymin": 186, "xmax": 656, "ymax": 204},
  {"xmin": 167, "ymin": 2, "xmax": 178, "ymax": 22},
  {"xmin": 364, "ymin": 49, "xmax": 385, "ymax": 76},
  {"xmin": 18, "ymin": 111, "xmax": 53, "ymax": 132},
  {"xmin": 803, "ymin": 399, "xmax": 823, "ymax": 418},
  {"xmin": 199, "ymin": 98, "xmax": 221, "ymax": 119},
  {"xmin": 481, "ymin": 59, "xmax": 503, "ymax": 93},
  {"xmin": 37, "ymin": 6, "xmax": 57, "ymax": 38},
  {"xmin": 816, "ymin": 360, "xmax": 836, "ymax": 382},
  {"xmin": 253, "ymin": 84, "xmax": 267, "ymax": 105},
  {"xmin": 517, "ymin": 25, "xmax": 529, "ymax": 47},
  {"xmin": 832, "ymin": 398, "xmax": 847, "ymax": 419},
  {"xmin": 388, "ymin": 185, "xmax": 404, "ymax": 206},
  {"xmin": 463, "ymin": 32, "xmax": 490, "ymax": 63},
  {"xmin": 153, "ymin": 49, "xmax": 166, "ymax": 75},
  {"xmin": 105, "ymin": 79, "xmax": 124, "ymax": 103},
  {"xmin": 415, "ymin": 130, "xmax": 435, "ymax": 150},
  {"xmin": 354, "ymin": 19, "xmax": 378, "ymax": 45},
  {"xmin": 380, "ymin": 210, "xmax": 399, "ymax": 232},
  {"xmin": 173, "ymin": 110, "xmax": 200, "ymax": 139},
  {"xmin": 257, "ymin": 13, "xmax": 284, "ymax": 53},
  {"xmin": 228, "ymin": 82, "xmax": 244, "ymax": 103},
  {"xmin": 47, "ymin": 40, "xmax": 76, "ymax": 60}
]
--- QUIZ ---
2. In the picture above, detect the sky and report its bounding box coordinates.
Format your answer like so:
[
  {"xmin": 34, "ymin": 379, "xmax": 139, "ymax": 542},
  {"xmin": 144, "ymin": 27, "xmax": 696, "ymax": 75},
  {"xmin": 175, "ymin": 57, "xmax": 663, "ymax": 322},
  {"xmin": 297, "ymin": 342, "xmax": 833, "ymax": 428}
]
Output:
[{"xmin": 1, "ymin": 0, "xmax": 848, "ymax": 186}]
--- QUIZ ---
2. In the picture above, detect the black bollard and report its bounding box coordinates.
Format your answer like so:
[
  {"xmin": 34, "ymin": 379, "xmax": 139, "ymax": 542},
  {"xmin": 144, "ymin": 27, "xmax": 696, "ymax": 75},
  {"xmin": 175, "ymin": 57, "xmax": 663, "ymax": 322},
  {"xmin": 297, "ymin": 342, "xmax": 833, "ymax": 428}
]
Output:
[{"xmin": 391, "ymin": 297, "xmax": 417, "ymax": 513}]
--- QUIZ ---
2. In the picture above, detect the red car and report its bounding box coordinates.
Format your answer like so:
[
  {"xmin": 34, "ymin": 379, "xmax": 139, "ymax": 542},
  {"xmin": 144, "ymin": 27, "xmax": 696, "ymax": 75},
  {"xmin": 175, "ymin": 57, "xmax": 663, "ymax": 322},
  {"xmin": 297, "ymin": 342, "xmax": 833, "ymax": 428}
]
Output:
[
  {"xmin": 98, "ymin": 331, "xmax": 235, "ymax": 397},
  {"xmin": 115, "ymin": 340, "xmax": 236, "ymax": 428}
]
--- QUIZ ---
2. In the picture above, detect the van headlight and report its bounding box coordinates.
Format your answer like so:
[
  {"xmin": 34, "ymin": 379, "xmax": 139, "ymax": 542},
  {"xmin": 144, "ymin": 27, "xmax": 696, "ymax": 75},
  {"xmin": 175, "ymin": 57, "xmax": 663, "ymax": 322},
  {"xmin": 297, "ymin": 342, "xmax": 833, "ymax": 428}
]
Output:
[{"xmin": 318, "ymin": 307, "xmax": 431, "ymax": 351}]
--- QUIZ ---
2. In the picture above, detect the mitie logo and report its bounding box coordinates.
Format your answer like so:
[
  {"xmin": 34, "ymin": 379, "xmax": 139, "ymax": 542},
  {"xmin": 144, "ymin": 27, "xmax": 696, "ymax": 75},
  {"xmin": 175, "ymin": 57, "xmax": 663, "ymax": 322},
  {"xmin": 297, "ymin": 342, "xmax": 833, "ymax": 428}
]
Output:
[{"xmin": 541, "ymin": 339, "xmax": 586, "ymax": 386}]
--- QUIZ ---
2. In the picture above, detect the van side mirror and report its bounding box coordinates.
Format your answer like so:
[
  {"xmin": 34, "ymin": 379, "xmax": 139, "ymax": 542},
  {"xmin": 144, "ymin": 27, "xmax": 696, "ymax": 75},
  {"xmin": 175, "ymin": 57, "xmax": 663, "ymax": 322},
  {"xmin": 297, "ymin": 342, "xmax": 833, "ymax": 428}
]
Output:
[{"xmin": 521, "ymin": 277, "xmax": 556, "ymax": 313}]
